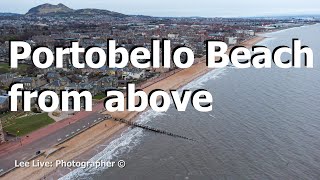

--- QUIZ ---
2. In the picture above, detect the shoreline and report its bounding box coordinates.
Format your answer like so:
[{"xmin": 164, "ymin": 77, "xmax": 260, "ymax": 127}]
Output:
[{"xmin": 1, "ymin": 35, "xmax": 267, "ymax": 180}]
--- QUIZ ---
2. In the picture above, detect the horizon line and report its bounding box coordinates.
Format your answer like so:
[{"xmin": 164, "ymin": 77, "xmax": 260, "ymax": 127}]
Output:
[{"xmin": 0, "ymin": 3, "xmax": 319, "ymax": 19}]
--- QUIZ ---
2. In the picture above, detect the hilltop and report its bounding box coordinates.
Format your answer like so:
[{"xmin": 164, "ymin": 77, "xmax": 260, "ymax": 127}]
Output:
[
  {"xmin": 26, "ymin": 3, "xmax": 128, "ymax": 18},
  {"xmin": 26, "ymin": 3, "xmax": 74, "ymax": 15}
]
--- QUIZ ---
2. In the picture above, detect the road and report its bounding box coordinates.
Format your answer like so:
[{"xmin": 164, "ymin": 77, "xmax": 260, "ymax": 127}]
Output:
[
  {"xmin": 0, "ymin": 68, "xmax": 186, "ymax": 175},
  {"xmin": 0, "ymin": 104, "xmax": 106, "ymax": 175}
]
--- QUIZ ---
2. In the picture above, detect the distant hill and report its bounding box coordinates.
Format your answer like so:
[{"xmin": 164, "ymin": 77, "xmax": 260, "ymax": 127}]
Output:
[
  {"xmin": 26, "ymin": 3, "xmax": 74, "ymax": 15},
  {"xmin": 0, "ymin": 13, "xmax": 21, "ymax": 16},
  {"xmin": 74, "ymin": 9, "xmax": 127, "ymax": 17},
  {"xmin": 25, "ymin": 3, "xmax": 128, "ymax": 18}
]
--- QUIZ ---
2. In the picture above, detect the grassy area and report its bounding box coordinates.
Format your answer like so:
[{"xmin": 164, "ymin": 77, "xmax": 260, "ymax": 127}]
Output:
[
  {"xmin": 3, "ymin": 113, "xmax": 55, "ymax": 136},
  {"xmin": 93, "ymin": 93, "xmax": 106, "ymax": 100},
  {"xmin": 0, "ymin": 63, "xmax": 30, "ymax": 73},
  {"xmin": 0, "ymin": 111, "xmax": 26, "ymax": 122},
  {"xmin": 0, "ymin": 63, "xmax": 10, "ymax": 73}
]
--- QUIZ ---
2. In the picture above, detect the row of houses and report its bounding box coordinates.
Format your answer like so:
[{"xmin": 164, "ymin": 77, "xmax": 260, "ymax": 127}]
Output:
[{"xmin": 0, "ymin": 67, "xmax": 151, "ymax": 111}]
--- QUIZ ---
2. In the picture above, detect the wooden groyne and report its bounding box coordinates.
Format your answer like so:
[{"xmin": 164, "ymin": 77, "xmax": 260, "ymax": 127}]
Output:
[{"xmin": 113, "ymin": 118, "xmax": 196, "ymax": 142}]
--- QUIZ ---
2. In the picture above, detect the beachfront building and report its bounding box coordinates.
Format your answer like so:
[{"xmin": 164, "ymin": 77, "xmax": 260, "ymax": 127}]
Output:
[{"xmin": 226, "ymin": 37, "xmax": 238, "ymax": 45}]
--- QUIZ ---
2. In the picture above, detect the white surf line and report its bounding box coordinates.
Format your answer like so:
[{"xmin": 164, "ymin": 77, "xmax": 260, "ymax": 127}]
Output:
[{"xmin": 60, "ymin": 68, "xmax": 228, "ymax": 179}]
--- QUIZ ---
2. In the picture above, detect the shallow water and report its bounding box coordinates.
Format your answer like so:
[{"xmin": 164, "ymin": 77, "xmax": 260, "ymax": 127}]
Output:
[{"xmin": 62, "ymin": 24, "xmax": 320, "ymax": 180}]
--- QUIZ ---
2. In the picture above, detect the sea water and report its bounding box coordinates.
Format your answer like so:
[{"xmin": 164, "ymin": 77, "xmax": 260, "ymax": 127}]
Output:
[{"xmin": 62, "ymin": 23, "xmax": 320, "ymax": 180}]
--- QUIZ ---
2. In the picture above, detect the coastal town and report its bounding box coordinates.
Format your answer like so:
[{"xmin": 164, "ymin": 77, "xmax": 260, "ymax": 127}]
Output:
[{"xmin": 0, "ymin": 3, "xmax": 318, "ymax": 179}]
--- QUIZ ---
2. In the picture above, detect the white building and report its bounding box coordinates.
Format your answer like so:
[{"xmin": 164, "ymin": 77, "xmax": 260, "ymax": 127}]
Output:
[
  {"xmin": 245, "ymin": 30, "xmax": 255, "ymax": 36},
  {"xmin": 226, "ymin": 37, "xmax": 238, "ymax": 45}
]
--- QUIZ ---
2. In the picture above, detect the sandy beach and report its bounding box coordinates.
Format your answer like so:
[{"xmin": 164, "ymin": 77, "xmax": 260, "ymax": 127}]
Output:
[{"xmin": 2, "ymin": 35, "xmax": 266, "ymax": 180}]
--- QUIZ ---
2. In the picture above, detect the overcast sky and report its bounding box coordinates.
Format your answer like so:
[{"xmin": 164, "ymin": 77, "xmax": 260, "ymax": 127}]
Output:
[{"xmin": 1, "ymin": 0, "xmax": 320, "ymax": 17}]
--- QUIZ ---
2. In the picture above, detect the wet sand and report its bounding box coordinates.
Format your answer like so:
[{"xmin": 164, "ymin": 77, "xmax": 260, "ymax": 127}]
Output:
[{"xmin": 2, "ymin": 35, "xmax": 266, "ymax": 180}]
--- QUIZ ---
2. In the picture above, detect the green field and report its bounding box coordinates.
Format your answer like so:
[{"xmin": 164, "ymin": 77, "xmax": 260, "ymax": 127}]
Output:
[
  {"xmin": 93, "ymin": 93, "xmax": 106, "ymax": 100},
  {"xmin": 0, "ymin": 63, "xmax": 30, "ymax": 73},
  {"xmin": 3, "ymin": 113, "xmax": 55, "ymax": 136},
  {"xmin": 0, "ymin": 63, "xmax": 10, "ymax": 73}
]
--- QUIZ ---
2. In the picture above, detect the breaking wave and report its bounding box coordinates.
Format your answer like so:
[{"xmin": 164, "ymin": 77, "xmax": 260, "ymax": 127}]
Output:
[{"xmin": 60, "ymin": 68, "xmax": 227, "ymax": 180}]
